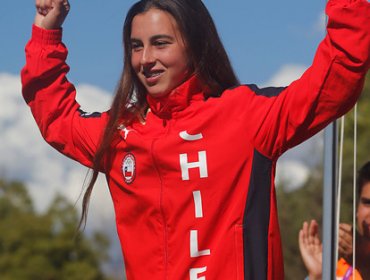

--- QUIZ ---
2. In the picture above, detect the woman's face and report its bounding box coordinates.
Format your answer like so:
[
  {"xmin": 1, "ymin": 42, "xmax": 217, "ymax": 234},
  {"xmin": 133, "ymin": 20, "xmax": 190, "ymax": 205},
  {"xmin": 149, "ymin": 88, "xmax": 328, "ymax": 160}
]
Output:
[
  {"xmin": 357, "ymin": 182, "xmax": 370, "ymax": 239},
  {"xmin": 130, "ymin": 8, "xmax": 191, "ymax": 98}
]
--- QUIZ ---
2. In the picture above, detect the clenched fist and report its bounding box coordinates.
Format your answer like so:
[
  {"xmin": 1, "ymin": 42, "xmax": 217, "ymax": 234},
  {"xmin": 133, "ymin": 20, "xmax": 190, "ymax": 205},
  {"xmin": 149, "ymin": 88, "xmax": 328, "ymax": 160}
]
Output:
[{"xmin": 34, "ymin": 0, "xmax": 70, "ymax": 29}]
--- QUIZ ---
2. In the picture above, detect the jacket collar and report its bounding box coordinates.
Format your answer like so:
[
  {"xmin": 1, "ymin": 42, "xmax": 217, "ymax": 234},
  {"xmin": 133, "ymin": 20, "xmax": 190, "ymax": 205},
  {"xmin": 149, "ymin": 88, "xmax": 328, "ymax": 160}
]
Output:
[{"xmin": 146, "ymin": 75, "xmax": 205, "ymax": 119}]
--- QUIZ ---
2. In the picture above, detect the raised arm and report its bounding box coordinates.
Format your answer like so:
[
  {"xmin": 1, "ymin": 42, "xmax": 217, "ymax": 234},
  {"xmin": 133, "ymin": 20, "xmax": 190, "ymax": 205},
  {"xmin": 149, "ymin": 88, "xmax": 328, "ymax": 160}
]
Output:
[
  {"xmin": 240, "ymin": 0, "xmax": 369, "ymax": 159},
  {"xmin": 21, "ymin": 0, "xmax": 109, "ymax": 170}
]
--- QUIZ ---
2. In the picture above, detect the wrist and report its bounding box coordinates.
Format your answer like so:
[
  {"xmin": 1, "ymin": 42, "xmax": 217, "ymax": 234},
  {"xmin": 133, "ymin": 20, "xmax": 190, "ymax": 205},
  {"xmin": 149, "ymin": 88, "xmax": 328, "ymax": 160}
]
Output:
[
  {"xmin": 31, "ymin": 25, "xmax": 63, "ymax": 45},
  {"xmin": 308, "ymin": 273, "xmax": 322, "ymax": 280}
]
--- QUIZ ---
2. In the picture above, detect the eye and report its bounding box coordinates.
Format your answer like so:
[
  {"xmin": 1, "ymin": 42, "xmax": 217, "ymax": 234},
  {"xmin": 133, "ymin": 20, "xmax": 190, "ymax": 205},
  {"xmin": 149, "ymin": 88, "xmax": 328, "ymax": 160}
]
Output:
[
  {"xmin": 130, "ymin": 41, "xmax": 143, "ymax": 52},
  {"xmin": 360, "ymin": 198, "xmax": 370, "ymax": 206},
  {"xmin": 154, "ymin": 40, "xmax": 169, "ymax": 48}
]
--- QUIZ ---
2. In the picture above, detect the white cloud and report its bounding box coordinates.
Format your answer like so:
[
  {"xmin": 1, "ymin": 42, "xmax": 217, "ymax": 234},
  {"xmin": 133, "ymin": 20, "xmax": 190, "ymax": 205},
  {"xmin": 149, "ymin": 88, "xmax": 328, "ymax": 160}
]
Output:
[
  {"xmin": 263, "ymin": 64, "xmax": 308, "ymax": 87},
  {"xmin": 0, "ymin": 72, "xmax": 114, "ymax": 229},
  {"xmin": 262, "ymin": 64, "xmax": 325, "ymax": 190},
  {"xmin": 313, "ymin": 11, "xmax": 326, "ymax": 37},
  {"xmin": 75, "ymin": 84, "xmax": 112, "ymax": 113},
  {"xmin": 276, "ymin": 160, "xmax": 310, "ymax": 192},
  {"xmin": 0, "ymin": 72, "xmax": 124, "ymax": 277},
  {"xmin": 0, "ymin": 73, "xmax": 124, "ymax": 278}
]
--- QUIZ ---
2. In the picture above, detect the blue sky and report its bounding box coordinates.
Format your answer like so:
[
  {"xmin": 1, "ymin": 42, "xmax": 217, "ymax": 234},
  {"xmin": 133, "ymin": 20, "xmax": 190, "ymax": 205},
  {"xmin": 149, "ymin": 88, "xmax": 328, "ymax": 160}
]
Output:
[{"xmin": 1, "ymin": 0, "xmax": 325, "ymax": 92}]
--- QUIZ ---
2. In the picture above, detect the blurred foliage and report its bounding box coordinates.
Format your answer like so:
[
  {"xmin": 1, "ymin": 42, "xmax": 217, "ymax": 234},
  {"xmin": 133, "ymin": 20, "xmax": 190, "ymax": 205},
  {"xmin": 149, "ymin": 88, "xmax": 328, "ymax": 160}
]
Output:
[
  {"xmin": 0, "ymin": 179, "xmax": 114, "ymax": 280},
  {"xmin": 278, "ymin": 72, "xmax": 370, "ymax": 279}
]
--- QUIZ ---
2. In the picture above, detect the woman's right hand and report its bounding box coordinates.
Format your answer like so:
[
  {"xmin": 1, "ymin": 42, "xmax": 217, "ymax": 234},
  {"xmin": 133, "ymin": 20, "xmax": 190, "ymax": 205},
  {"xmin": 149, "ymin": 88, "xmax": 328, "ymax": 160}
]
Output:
[{"xmin": 34, "ymin": 0, "xmax": 70, "ymax": 30}]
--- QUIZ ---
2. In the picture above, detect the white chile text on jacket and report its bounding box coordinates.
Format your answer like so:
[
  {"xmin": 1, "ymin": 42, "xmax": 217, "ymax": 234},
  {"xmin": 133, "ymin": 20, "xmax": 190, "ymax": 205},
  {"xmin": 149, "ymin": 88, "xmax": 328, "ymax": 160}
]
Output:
[{"xmin": 179, "ymin": 131, "xmax": 210, "ymax": 280}]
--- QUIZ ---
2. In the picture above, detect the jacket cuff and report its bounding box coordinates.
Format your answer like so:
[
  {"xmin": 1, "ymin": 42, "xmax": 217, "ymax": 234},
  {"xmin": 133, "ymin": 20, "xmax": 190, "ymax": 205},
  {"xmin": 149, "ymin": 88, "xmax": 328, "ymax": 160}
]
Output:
[{"xmin": 31, "ymin": 24, "xmax": 63, "ymax": 45}]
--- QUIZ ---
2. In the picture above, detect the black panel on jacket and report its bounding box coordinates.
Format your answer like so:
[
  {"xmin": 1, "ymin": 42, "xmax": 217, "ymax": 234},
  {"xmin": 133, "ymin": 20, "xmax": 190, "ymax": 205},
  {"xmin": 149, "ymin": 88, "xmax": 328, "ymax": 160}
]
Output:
[
  {"xmin": 78, "ymin": 108, "xmax": 102, "ymax": 118},
  {"xmin": 246, "ymin": 84, "xmax": 286, "ymax": 97},
  {"xmin": 243, "ymin": 150, "xmax": 272, "ymax": 280}
]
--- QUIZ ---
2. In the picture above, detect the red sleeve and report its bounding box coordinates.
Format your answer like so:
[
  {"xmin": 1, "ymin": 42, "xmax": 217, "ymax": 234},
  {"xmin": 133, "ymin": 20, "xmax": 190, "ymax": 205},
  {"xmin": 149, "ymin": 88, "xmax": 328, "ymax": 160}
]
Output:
[
  {"xmin": 244, "ymin": 0, "xmax": 370, "ymax": 159},
  {"xmin": 21, "ymin": 25, "xmax": 109, "ymax": 170}
]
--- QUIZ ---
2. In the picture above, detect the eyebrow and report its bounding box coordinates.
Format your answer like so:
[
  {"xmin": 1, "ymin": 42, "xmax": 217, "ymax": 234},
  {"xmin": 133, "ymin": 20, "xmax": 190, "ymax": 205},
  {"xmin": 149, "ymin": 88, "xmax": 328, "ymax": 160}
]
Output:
[
  {"xmin": 150, "ymin": 34, "xmax": 174, "ymax": 41},
  {"xmin": 130, "ymin": 34, "xmax": 175, "ymax": 42}
]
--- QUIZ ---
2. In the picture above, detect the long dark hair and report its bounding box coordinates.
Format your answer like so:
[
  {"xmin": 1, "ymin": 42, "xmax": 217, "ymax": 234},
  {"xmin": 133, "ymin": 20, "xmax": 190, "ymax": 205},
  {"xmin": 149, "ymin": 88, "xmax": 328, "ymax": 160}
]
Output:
[{"xmin": 78, "ymin": 0, "xmax": 239, "ymax": 229}]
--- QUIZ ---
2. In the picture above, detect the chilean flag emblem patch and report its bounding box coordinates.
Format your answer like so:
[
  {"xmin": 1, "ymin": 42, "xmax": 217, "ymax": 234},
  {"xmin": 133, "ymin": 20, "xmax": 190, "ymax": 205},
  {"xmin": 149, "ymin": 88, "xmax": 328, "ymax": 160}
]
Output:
[{"xmin": 122, "ymin": 153, "xmax": 136, "ymax": 184}]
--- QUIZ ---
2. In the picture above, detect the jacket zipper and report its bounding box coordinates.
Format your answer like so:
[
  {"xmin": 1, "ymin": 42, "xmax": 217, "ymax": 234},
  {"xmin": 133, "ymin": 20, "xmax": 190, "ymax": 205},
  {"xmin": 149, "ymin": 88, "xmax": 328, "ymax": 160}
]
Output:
[{"xmin": 151, "ymin": 136, "xmax": 168, "ymax": 280}]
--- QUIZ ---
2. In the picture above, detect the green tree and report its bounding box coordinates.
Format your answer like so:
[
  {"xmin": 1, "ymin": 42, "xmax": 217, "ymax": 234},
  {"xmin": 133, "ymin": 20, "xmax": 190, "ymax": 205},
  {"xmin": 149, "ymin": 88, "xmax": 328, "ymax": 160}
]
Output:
[
  {"xmin": 277, "ymin": 166, "xmax": 323, "ymax": 279},
  {"xmin": 0, "ymin": 179, "xmax": 113, "ymax": 280},
  {"xmin": 278, "ymin": 73, "xmax": 370, "ymax": 279}
]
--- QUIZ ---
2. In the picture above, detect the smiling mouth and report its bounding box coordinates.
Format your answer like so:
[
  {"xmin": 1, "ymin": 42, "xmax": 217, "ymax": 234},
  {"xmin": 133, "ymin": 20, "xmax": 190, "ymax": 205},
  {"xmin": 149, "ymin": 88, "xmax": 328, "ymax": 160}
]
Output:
[{"xmin": 143, "ymin": 70, "xmax": 164, "ymax": 79}]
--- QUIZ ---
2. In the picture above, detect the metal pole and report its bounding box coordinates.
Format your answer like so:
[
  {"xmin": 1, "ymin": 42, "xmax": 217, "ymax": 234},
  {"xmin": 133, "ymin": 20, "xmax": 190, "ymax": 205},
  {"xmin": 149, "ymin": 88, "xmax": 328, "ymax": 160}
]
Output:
[{"xmin": 322, "ymin": 122, "xmax": 337, "ymax": 279}]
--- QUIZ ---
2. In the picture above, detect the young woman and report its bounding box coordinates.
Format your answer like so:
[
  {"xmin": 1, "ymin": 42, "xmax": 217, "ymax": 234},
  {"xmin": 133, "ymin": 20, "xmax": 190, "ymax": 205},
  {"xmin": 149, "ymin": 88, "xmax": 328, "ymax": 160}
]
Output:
[{"xmin": 22, "ymin": 0, "xmax": 369, "ymax": 279}]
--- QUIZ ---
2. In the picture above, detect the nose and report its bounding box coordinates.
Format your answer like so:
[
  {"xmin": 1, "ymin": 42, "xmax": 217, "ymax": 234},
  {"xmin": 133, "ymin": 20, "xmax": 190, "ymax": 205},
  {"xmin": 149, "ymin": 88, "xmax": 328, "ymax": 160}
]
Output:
[{"xmin": 140, "ymin": 46, "xmax": 155, "ymax": 66}]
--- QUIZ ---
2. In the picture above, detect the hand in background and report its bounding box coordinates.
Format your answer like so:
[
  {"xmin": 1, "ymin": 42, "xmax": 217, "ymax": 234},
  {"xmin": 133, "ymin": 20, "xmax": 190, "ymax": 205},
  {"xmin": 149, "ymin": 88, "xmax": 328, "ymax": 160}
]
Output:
[
  {"xmin": 299, "ymin": 220, "xmax": 323, "ymax": 280},
  {"xmin": 338, "ymin": 223, "xmax": 353, "ymax": 258}
]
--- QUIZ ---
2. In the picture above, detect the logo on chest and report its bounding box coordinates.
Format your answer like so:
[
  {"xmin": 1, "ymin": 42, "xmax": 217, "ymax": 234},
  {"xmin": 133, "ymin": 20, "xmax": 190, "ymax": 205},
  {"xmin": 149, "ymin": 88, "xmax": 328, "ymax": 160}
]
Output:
[{"xmin": 122, "ymin": 153, "xmax": 136, "ymax": 184}]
